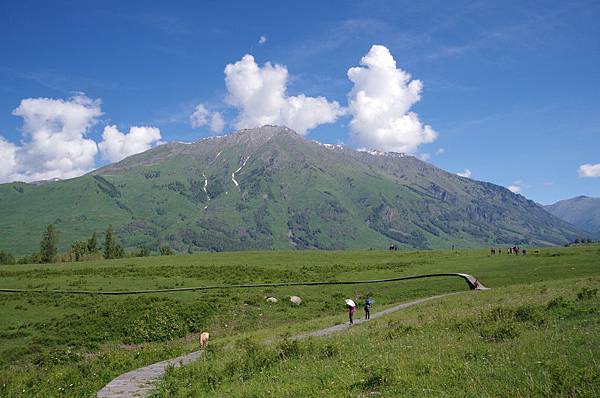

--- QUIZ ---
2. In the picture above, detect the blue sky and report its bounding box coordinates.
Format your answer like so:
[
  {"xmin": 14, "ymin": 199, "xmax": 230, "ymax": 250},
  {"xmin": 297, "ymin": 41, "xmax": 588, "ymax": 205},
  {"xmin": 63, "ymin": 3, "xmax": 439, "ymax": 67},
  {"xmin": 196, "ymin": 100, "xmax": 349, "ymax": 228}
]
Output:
[{"xmin": 0, "ymin": 0, "xmax": 599, "ymax": 204}]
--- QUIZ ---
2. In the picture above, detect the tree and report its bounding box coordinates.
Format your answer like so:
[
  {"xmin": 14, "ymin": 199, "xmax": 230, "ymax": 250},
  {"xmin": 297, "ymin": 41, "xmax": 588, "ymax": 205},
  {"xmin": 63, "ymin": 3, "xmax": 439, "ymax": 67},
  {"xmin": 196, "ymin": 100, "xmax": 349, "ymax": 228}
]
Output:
[
  {"xmin": 87, "ymin": 232, "xmax": 98, "ymax": 253},
  {"xmin": 160, "ymin": 246, "xmax": 173, "ymax": 256},
  {"xmin": 0, "ymin": 250, "xmax": 15, "ymax": 265},
  {"xmin": 104, "ymin": 225, "xmax": 115, "ymax": 259},
  {"xmin": 40, "ymin": 224, "xmax": 59, "ymax": 263},
  {"xmin": 114, "ymin": 243, "xmax": 125, "ymax": 259},
  {"xmin": 70, "ymin": 240, "xmax": 88, "ymax": 261},
  {"xmin": 137, "ymin": 246, "xmax": 151, "ymax": 257}
]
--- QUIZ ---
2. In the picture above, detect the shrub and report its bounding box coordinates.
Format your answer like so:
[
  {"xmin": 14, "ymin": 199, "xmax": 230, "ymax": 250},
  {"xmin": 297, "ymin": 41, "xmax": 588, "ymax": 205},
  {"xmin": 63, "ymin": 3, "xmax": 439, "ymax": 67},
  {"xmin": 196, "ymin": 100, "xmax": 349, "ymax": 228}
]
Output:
[
  {"xmin": 277, "ymin": 338, "xmax": 302, "ymax": 360},
  {"xmin": 546, "ymin": 296, "xmax": 571, "ymax": 310},
  {"xmin": 0, "ymin": 250, "xmax": 15, "ymax": 265},
  {"xmin": 479, "ymin": 322, "xmax": 519, "ymax": 342},
  {"xmin": 160, "ymin": 246, "xmax": 173, "ymax": 256},
  {"xmin": 576, "ymin": 287, "xmax": 598, "ymax": 301}
]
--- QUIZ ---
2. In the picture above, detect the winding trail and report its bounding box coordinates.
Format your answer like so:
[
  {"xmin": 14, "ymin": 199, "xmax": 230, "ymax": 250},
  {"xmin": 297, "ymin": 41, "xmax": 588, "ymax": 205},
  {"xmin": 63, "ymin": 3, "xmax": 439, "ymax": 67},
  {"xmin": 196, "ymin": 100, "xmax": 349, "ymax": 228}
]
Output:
[{"xmin": 96, "ymin": 289, "xmax": 483, "ymax": 397}]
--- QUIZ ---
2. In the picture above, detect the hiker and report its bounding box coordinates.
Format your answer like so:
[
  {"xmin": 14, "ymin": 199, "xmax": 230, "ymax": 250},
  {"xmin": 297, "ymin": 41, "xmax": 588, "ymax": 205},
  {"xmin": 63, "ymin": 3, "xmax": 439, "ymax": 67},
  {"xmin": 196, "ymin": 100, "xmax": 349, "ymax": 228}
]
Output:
[
  {"xmin": 345, "ymin": 299, "xmax": 356, "ymax": 324},
  {"xmin": 364, "ymin": 297, "xmax": 373, "ymax": 320}
]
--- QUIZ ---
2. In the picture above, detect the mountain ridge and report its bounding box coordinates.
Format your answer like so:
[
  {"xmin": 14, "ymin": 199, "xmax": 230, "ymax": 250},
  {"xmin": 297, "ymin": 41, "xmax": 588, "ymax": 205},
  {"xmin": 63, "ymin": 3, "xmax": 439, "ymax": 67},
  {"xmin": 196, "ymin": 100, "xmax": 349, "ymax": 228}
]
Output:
[
  {"xmin": 545, "ymin": 196, "xmax": 600, "ymax": 239},
  {"xmin": 0, "ymin": 125, "xmax": 585, "ymax": 255}
]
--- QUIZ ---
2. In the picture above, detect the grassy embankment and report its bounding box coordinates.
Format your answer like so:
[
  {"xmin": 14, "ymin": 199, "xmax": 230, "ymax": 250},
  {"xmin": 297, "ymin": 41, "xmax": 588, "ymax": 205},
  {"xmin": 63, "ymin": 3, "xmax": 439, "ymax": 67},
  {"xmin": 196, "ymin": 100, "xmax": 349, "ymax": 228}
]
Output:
[{"xmin": 0, "ymin": 245, "xmax": 599, "ymax": 397}]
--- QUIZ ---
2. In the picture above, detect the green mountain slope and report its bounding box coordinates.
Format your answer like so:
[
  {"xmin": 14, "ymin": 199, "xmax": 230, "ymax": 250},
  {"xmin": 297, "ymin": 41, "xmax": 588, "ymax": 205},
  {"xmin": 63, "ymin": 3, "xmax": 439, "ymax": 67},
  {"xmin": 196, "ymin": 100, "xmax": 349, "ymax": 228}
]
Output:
[
  {"xmin": 0, "ymin": 126, "xmax": 583, "ymax": 255},
  {"xmin": 545, "ymin": 196, "xmax": 600, "ymax": 239}
]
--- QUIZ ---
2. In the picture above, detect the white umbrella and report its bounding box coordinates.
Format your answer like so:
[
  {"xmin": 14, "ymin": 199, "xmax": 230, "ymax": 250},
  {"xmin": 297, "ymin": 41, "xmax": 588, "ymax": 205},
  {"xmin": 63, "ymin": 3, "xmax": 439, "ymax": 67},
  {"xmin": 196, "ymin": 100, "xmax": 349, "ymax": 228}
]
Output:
[{"xmin": 345, "ymin": 299, "xmax": 356, "ymax": 307}]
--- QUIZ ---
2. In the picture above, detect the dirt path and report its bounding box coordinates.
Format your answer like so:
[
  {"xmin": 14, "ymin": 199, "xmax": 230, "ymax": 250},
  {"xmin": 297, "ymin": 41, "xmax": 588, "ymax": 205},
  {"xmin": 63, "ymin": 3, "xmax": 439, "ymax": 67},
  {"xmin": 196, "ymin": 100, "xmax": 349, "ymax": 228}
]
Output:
[{"xmin": 96, "ymin": 291, "xmax": 469, "ymax": 398}]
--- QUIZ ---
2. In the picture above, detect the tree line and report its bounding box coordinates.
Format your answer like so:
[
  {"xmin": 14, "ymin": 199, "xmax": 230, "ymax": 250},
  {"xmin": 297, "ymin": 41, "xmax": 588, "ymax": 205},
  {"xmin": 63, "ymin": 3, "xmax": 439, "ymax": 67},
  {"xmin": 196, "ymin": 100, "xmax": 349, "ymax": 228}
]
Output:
[{"xmin": 0, "ymin": 224, "xmax": 173, "ymax": 265}]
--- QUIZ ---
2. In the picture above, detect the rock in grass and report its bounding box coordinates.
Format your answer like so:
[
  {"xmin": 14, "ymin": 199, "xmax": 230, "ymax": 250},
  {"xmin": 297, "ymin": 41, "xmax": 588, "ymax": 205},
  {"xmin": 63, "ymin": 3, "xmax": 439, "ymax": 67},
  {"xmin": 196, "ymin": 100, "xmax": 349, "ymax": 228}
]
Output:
[
  {"xmin": 290, "ymin": 296, "xmax": 302, "ymax": 305},
  {"xmin": 266, "ymin": 297, "xmax": 278, "ymax": 303}
]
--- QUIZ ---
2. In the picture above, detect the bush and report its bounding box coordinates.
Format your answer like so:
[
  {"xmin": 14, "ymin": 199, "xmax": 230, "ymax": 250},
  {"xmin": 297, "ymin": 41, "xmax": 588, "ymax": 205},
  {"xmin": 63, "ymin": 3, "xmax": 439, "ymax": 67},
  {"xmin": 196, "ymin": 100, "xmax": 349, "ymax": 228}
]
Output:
[
  {"xmin": 576, "ymin": 287, "xmax": 598, "ymax": 301},
  {"xmin": 136, "ymin": 247, "xmax": 151, "ymax": 257},
  {"xmin": 160, "ymin": 246, "xmax": 173, "ymax": 256},
  {"xmin": 479, "ymin": 322, "xmax": 520, "ymax": 342},
  {"xmin": 0, "ymin": 250, "xmax": 15, "ymax": 265}
]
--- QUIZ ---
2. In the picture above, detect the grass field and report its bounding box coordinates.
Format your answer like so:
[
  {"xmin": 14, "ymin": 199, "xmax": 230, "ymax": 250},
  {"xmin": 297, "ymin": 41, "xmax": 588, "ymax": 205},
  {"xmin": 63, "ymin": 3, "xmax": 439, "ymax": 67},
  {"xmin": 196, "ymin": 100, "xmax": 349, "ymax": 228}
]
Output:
[{"xmin": 0, "ymin": 245, "xmax": 599, "ymax": 397}]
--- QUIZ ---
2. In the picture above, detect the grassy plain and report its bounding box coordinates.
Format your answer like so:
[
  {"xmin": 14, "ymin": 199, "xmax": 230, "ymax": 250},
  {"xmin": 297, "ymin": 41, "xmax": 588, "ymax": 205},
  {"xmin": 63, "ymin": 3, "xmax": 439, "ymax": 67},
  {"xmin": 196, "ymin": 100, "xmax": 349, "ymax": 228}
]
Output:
[{"xmin": 0, "ymin": 245, "xmax": 599, "ymax": 397}]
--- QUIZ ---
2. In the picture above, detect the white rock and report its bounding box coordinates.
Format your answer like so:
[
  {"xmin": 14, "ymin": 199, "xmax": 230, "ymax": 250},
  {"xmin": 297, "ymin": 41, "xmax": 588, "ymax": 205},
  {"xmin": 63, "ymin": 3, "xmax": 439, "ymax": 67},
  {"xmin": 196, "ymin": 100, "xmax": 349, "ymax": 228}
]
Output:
[
  {"xmin": 266, "ymin": 297, "xmax": 278, "ymax": 303},
  {"xmin": 290, "ymin": 296, "xmax": 302, "ymax": 305}
]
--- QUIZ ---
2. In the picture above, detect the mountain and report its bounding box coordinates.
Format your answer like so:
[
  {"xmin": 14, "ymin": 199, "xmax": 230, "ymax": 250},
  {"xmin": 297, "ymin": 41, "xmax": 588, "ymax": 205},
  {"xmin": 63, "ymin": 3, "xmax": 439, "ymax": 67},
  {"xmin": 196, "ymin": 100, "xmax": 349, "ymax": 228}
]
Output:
[
  {"xmin": 0, "ymin": 126, "xmax": 584, "ymax": 255},
  {"xmin": 545, "ymin": 196, "xmax": 600, "ymax": 239}
]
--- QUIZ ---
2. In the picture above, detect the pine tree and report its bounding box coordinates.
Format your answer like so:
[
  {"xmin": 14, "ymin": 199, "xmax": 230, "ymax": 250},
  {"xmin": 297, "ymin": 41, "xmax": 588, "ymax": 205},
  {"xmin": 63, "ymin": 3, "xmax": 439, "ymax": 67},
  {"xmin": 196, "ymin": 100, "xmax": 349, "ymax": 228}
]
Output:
[
  {"xmin": 40, "ymin": 224, "xmax": 58, "ymax": 263},
  {"xmin": 114, "ymin": 244, "xmax": 125, "ymax": 259},
  {"xmin": 104, "ymin": 225, "xmax": 115, "ymax": 259},
  {"xmin": 87, "ymin": 232, "xmax": 97, "ymax": 253}
]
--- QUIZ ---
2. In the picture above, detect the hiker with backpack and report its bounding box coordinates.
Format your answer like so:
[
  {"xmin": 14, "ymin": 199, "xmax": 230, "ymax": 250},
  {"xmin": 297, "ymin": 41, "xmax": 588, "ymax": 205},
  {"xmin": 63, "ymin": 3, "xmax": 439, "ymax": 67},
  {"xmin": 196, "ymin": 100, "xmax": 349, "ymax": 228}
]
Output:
[{"xmin": 364, "ymin": 297, "xmax": 374, "ymax": 320}]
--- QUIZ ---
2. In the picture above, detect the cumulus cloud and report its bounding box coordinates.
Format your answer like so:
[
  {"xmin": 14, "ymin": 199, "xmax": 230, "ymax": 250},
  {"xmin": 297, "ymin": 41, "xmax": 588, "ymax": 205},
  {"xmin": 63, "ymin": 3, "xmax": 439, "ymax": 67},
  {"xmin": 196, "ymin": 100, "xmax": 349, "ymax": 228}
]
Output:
[
  {"xmin": 210, "ymin": 112, "xmax": 225, "ymax": 133},
  {"xmin": 190, "ymin": 104, "xmax": 210, "ymax": 128},
  {"xmin": 190, "ymin": 104, "xmax": 225, "ymax": 134},
  {"xmin": 507, "ymin": 185, "xmax": 521, "ymax": 193},
  {"xmin": 258, "ymin": 35, "xmax": 267, "ymax": 45},
  {"xmin": 0, "ymin": 94, "xmax": 102, "ymax": 182},
  {"xmin": 578, "ymin": 163, "xmax": 600, "ymax": 177},
  {"xmin": 0, "ymin": 137, "xmax": 18, "ymax": 182},
  {"xmin": 457, "ymin": 169, "xmax": 472, "ymax": 178},
  {"xmin": 99, "ymin": 125, "xmax": 161, "ymax": 163},
  {"xmin": 347, "ymin": 45, "xmax": 437, "ymax": 153},
  {"xmin": 224, "ymin": 54, "xmax": 343, "ymax": 135}
]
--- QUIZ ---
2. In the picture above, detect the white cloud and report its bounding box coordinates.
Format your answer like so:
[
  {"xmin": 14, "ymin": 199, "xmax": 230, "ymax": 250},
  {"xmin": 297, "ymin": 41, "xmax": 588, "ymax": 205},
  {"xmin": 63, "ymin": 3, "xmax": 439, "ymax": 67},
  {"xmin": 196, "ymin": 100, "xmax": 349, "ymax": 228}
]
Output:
[
  {"xmin": 347, "ymin": 45, "xmax": 437, "ymax": 153},
  {"xmin": 224, "ymin": 54, "xmax": 344, "ymax": 135},
  {"xmin": 1, "ymin": 94, "xmax": 102, "ymax": 182},
  {"xmin": 507, "ymin": 185, "xmax": 521, "ymax": 193},
  {"xmin": 578, "ymin": 163, "xmax": 600, "ymax": 177},
  {"xmin": 457, "ymin": 169, "xmax": 472, "ymax": 178},
  {"xmin": 210, "ymin": 112, "xmax": 225, "ymax": 133},
  {"xmin": 258, "ymin": 35, "xmax": 267, "ymax": 45},
  {"xmin": 418, "ymin": 153, "xmax": 430, "ymax": 161},
  {"xmin": 190, "ymin": 104, "xmax": 225, "ymax": 133},
  {"xmin": 0, "ymin": 137, "xmax": 18, "ymax": 182},
  {"xmin": 99, "ymin": 125, "xmax": 161, "ymax": 163},
  {"xmin": 190, "ymin": 104, "xmax": 210, "ymax": 128},
  {"xmin": 436, "ymin": 148, "xmax": 445, "ymax": 155}
]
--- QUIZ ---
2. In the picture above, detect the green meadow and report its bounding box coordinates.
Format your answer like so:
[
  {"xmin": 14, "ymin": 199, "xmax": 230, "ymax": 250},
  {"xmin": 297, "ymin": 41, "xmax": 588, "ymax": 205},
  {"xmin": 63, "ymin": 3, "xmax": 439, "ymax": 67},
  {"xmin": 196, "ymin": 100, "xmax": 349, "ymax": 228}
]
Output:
[{"xmin": 0, "ymin": 245, "xmax": 599, "ymax": 397}]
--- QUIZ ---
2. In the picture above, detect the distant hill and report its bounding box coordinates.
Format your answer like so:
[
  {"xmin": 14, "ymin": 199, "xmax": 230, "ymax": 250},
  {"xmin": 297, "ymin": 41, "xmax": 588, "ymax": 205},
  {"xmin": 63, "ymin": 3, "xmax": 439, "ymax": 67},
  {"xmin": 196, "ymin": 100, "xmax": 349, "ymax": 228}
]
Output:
[
  {"xmin": 545, "ymin": 196, "xmax": 600, "ymax": 239},
  {"xmin": 0, "ymin": 126, "xmax": 584, "ymax": 255}
]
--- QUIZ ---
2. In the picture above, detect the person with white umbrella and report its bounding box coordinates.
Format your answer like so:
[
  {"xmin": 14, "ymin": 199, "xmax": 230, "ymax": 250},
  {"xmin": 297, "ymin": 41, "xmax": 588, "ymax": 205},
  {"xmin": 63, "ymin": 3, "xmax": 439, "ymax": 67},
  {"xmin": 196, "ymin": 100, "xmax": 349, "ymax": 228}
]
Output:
[{"xmin": 345, "ymin": 299, "xmax": 356, "ymax": 324}]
